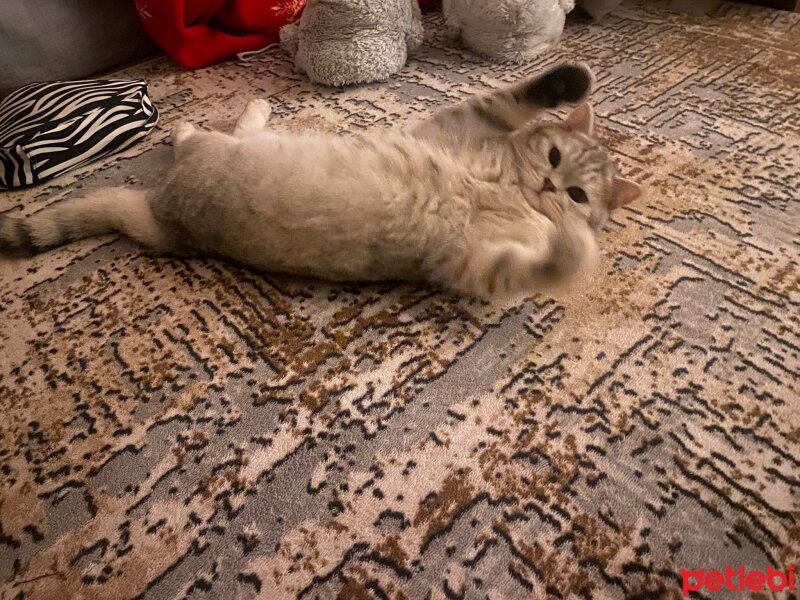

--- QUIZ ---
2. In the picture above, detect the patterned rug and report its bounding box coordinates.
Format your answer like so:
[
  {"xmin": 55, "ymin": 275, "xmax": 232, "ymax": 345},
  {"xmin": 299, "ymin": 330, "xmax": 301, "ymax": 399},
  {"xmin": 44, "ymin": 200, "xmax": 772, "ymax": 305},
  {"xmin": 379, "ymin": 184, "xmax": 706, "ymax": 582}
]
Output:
[{"xmin": 1, "ymin": 2, "xmax": 799, "ymax": 599}]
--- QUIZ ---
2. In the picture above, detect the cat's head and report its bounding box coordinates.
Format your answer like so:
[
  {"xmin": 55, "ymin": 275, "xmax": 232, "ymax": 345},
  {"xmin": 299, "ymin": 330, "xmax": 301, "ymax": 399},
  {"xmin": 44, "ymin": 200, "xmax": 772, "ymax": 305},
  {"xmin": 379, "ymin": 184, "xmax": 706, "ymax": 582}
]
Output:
[{"xmin": 514, "ymin": 102, "xmax": 642, "ymax": 230}]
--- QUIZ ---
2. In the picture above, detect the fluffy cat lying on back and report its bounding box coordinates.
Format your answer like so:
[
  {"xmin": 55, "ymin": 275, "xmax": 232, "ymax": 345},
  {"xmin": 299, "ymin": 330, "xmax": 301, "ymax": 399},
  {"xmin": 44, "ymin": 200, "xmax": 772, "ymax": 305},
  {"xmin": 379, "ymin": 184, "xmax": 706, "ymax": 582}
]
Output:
[{"xmin": 0, "ymin": 64, "xmax": 641, "ymax": 301}]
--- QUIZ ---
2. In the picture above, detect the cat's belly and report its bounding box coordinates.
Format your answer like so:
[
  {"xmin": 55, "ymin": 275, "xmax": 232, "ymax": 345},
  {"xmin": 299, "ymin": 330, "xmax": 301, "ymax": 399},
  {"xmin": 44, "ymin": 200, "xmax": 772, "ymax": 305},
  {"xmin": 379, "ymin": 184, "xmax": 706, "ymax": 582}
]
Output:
[
  {"xmin": 214, "ymin": 219, "xmax": 428, "ymax": 282},
  {"xmin": 151, "ymin": 128, "xmax": 462, "ymax": 282},
  {"xmin": 153, "ymin": 171, "xmax": 430, "ymax": 282}
]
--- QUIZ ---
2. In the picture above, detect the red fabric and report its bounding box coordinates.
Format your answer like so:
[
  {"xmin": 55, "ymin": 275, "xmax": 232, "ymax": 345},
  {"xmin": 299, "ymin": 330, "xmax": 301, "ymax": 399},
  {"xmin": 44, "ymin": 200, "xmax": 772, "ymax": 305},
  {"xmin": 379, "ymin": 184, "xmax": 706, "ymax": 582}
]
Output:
[
  {"xmin": 133, "ymin": 0, "xmax": 441, "ymax": 70},
  {"xmin": 132, "ymin": 0, "xmax": 305, "ymax": 69}
]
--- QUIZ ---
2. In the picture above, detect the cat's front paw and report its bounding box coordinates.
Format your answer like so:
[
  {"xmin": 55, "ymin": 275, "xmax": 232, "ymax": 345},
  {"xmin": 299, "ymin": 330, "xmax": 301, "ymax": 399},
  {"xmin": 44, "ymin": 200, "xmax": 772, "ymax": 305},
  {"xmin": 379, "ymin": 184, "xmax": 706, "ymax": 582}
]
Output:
[
  {"xmin": 544, "ymin": 219, "xmax": 599, "ymax": 282},
  {"xmin": 522, "ymin": 64, "xmax": 594, "ymax": 108}
]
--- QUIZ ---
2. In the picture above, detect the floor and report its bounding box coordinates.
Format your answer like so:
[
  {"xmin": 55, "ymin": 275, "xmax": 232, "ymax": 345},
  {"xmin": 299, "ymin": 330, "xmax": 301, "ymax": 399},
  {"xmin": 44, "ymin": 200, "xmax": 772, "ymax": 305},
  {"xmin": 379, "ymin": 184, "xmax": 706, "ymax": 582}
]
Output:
[{"xmin": 1, "ymin": 2, "xmax": 798, "ymax": 599}]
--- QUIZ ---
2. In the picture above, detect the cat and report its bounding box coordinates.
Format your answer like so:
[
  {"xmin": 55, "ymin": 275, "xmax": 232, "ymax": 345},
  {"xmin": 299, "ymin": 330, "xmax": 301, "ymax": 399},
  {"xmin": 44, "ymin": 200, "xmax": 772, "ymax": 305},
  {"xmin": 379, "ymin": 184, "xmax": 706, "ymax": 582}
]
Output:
[{"xmin": 0, "ymin": 64, "xmax": 642, "ymax": 301}]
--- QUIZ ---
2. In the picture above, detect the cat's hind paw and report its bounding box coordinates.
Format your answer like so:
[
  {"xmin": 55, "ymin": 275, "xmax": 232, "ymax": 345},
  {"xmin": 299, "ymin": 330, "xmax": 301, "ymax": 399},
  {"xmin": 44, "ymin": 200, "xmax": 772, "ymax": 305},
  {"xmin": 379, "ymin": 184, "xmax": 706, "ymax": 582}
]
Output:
[
  {"xmin": 172, "ymin": 122, "xmax": 196, "ymax": 147},
  {"xmin": 244, "ymin": 98, "xmax": 273, "ymax": 121},
  {"xmin": 234, "ymin": 98, "xmax": 273, "ymax": 137},
  {"xmin": 521, "ymin": 64, "xmax": 594, "ymax": 108}
]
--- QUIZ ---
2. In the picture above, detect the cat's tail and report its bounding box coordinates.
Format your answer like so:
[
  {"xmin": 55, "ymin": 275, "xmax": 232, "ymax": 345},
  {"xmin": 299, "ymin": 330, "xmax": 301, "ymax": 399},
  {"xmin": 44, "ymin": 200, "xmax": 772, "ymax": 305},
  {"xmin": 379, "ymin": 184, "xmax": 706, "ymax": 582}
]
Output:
[{"xmin": 0, "ymin": 187, "xmax": 172, "ymax": 256}]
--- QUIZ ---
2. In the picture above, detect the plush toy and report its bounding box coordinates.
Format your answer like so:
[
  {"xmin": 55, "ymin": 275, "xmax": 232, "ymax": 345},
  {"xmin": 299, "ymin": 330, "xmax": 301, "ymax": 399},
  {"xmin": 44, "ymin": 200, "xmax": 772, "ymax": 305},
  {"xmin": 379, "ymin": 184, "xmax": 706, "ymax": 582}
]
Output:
[
  {"xmin": 279, "ymin": 0, "xmax": 424, "ymax": 87},
  {"xmin": 442, "ymin": 0, "xmax": 575, "ymax": 62}
]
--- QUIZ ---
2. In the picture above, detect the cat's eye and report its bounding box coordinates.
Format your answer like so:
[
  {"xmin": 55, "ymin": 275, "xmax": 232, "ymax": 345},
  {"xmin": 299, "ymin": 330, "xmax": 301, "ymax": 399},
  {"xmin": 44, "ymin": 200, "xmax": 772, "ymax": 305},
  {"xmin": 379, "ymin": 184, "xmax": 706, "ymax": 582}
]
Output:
[
  {"xmin": 567, "ymin": 186, "xmax": 588, "ymax": 203},
  {"xmin": 548, "ymin": 147, "xmax": 561, "ymax": 168}
]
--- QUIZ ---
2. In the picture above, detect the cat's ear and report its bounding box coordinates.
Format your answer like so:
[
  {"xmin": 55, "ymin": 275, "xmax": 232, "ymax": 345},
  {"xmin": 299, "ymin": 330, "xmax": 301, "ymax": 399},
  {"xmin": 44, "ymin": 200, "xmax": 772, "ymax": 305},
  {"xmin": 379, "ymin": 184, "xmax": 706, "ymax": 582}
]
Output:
[
  {"xmin": 564, "ymin": 102, "xmax": 594, "ymax": 135},
  {"xmin": 609, "ymin": 176, "xmax": 642, "ymax": 209}
]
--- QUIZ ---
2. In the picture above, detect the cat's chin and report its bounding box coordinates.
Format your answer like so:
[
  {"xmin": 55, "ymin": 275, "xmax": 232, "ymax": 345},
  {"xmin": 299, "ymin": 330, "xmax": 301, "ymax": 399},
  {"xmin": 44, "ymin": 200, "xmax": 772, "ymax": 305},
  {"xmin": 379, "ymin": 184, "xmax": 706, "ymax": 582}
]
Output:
[
  {"xmin": 530, "ymin": 192, "xmax": 569, "ymax": 223},
  {"xmin": 520, "ymin": 185, "xmax": 550, "ymax": 214}
]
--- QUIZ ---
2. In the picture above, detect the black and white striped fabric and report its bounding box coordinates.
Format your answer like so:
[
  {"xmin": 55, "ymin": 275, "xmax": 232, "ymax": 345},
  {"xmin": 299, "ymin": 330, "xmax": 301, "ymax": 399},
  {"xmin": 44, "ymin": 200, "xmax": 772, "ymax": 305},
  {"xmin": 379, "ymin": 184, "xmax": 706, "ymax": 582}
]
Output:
[{"xmin": 0, "ymin": 79, "xmax": 158, "ymax": 190}]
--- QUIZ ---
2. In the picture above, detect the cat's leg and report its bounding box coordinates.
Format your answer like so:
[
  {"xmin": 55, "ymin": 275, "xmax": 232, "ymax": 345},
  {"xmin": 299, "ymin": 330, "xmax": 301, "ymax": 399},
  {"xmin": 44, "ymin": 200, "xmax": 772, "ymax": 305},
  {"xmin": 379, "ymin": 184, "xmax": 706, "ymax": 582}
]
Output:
[
  {"xmin": 171, "ymin": 122, "xmax": 197, "ymax": 158},
  {"xmin": 172, "ymin": 122, "xmax": 196, "ymax": 144},
  {"xmin": 437, "ymin": 218, "xmax": 598, "ymax": 301},
  {"xmin": 452, "ymin": 240, "xmax": 550, "ymax": 300},
  {"xmin": 409, "ymin": 63, "xmax": 593, "ymax": 151},
  {"xmin": 233, "ymin": 99, "xmax": 273, "ymax": 138}
]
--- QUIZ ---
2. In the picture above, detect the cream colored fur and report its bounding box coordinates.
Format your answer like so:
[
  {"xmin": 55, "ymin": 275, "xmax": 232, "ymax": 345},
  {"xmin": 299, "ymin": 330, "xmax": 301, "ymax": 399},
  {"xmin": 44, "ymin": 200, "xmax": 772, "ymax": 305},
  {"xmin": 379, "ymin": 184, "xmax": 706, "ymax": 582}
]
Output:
[{"xmin": 0, "ymin": 65, "xmax": 642, "ymax": 302}]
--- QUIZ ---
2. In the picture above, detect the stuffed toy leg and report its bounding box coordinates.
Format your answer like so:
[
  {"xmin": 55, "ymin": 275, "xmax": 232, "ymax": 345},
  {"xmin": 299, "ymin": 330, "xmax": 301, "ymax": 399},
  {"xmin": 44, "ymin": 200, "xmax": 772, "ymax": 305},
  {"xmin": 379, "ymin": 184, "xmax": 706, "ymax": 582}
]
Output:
[
  {"xmin": 443, "ymin": 0, "xmax": 575, "ymax": 62},
  {"xmin": 280, "ymin": 0, "xmax": 423, "ymax": 87}
]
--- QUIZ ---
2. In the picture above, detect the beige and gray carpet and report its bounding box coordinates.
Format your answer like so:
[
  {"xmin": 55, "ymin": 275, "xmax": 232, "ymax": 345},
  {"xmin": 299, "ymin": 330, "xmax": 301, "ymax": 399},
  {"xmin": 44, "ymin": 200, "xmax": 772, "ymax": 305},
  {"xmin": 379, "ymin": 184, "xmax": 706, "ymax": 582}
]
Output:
[{"xmin": 1, "ymin": 2, "xmax": 799, "ymax": 599}]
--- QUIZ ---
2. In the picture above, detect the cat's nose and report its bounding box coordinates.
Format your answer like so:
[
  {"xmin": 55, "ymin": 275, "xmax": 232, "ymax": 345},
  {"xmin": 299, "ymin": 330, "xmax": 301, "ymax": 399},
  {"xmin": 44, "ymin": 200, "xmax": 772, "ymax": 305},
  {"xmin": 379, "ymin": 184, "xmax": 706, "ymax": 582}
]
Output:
[{"xmin": 541, "ymin": 177, "xmax": 556, "ymax": 193}]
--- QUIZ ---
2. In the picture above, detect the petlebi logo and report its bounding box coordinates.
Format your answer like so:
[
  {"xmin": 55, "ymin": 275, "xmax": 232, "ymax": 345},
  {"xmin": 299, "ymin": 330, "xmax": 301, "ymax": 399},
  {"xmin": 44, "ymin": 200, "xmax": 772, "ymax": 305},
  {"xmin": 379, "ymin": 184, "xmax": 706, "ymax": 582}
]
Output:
[{"xmin": 681, "ymin": 565, "xmax": 796, "ymax": 596}]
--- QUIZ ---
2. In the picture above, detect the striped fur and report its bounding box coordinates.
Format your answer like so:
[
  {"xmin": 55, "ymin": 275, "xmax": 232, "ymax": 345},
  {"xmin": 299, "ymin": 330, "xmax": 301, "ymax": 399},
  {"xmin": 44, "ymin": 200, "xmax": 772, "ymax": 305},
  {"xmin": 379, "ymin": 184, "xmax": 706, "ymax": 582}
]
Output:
[
  {"xmin": 0, "ymin": 188, "xmax": 171, "ymax": 256},
  {"xmin": 0, "ymin": 65, "xmax": 637, "ymax": 301}
]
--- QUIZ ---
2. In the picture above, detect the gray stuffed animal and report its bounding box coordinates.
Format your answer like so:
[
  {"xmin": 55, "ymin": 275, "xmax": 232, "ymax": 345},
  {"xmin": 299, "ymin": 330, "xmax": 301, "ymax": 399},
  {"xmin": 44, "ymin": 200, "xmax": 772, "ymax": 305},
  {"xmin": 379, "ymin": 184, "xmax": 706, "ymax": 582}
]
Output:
[
  {"xmin": 443, "ymin": 0, "xmax": 575, "ymax": 63},
  {"xmin": 280, "ymin": 0, "xmax": 424, "ymax": 87}
]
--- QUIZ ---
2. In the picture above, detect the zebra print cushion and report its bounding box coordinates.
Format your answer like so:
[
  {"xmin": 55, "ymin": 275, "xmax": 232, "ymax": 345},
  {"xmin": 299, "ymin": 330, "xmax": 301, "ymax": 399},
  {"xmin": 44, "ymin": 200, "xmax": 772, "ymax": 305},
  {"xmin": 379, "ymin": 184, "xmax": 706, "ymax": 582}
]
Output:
[{"xmin": 0, "ymin": 79, "xmax": 158, "ymax": 190}]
